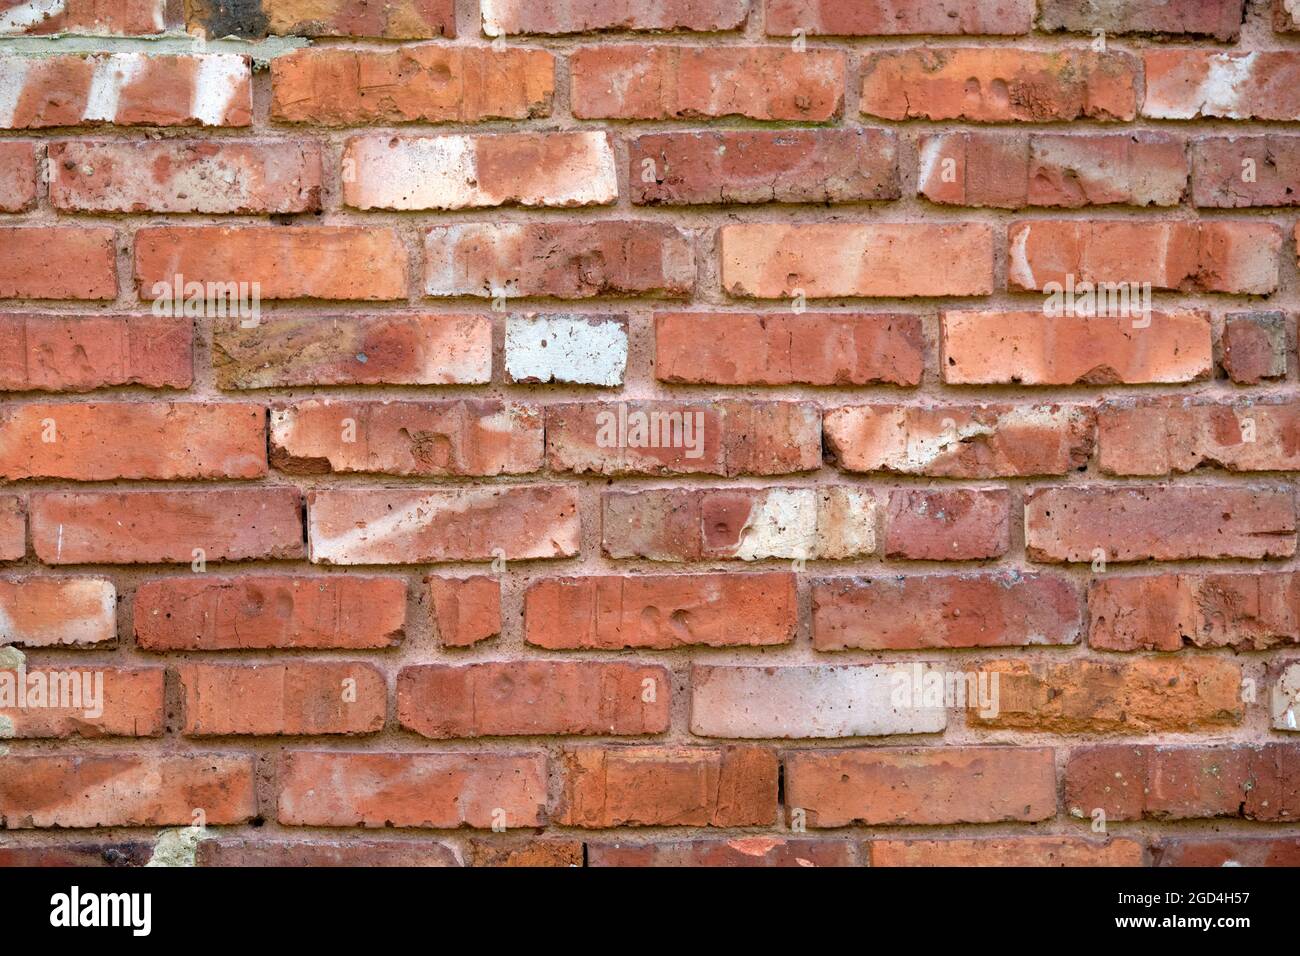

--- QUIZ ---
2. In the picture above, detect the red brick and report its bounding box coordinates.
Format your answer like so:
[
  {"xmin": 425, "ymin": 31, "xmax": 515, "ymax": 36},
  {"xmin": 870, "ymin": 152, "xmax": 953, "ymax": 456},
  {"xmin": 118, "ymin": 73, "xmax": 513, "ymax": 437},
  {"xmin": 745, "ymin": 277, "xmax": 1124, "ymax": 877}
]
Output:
[
  {"xmin": 1192, "ymin": 135, "xmax": 1300, "ymax": 207},
  {"xmin": 1025, "ymin": 485, "xmax": 1296, "ymax": 562},
  {"xmin": 1088, "ymin": 570, "xmax": 1300, "ymax": 652},
  {"xmin": 0, "ymin": 402, "xmax": 265, "ymax": 480},
  {"xmin": 197, "ymin": 840, "xmax": 459, "ymax": 867},
  {"xmin": 918, "ymin": 131, "xmax": 1187, "ymax": 208},
  {"xmin": 0, "ymin": 495, "xmax": 22, "ymax": 561},
  {"xmin": 307, "ymin": 486, "xmax": 579, "ymax": 565},
  {"xmin": 860, "ymin": 49, "xmax": 1138, "ymax": 121},
  {"xmin": 276, "ymin": 751, "xmax": 547, "ymax": 829},
  {"xmin": 464, "ymin": 839, "xmax": 583, "ymax": 867},
  {"xmin": 271, "ymin": 399, "xmax": 542, "ymax": 477},
  {"xmin": 556, "ymin": 746, "xmax": 777, "ymax": 827},
  {"xmin": 524, "ymin": 572, "xmax": 796, "ymax": 649},
  {"xmin": 1153, "ymin": 838, "xmax": 1300, "ymax": 867},
  {"xmin": 397, "ymin": 662, "xmax": 669, "ymax": 738},
  {"xmin": 187, "ymin": 0, "xmax": 455, "ymax": 38},
  {"xmin": 213, "ymin": 314, "xmax": 490, "ymax": 389},
  {"xmin": 424, "ymin": 221, "xmax": 694, "ymax": 299},
  {"xmin": 941, "ymin": 310, "xmax": 1212, "ymax": 385},
  {"xmin": 0, "ymin": 141, "xmax": 37, "ymax": 211},
  {"xmin": 0, "ymin": 52, "xmax": 251, "ymax": 128},
  {"xmin": 0, "ymin": 227, "xmax": 116, "ymax": 300},
  {"xmin": 1143, "ymin": 51, "xmax": 1300, "ymax": 120},
  {"xmin": 970, "ymin": 658, "xmax": 1242, "ymax": 734},
  {"xmin": 428, "ymin": 575, "xmax": 500, "ymax": 647},
  {"xmin": 1098, "ymin": 398, "xmax": 1300, "ymax": 475},
  {"xmin": 270, "ymin": 46, "xmax": 554, "ymax": 125},
  {"xmin": 826, "ymin": 403, "xmax": 1093, "ymax": 477},
  {"xmin": 767, "ymin": 0, "xmax": 1032, "ymax": 34},
  {"xmin": 0, "ymin": 314, "xmax": 192, "ymax": 392},
  {"xmin": 1220, "ymin": 311, "xmax": 1288, "ymax": 384},
  {"xmin": 0, "ymin": 754, "xmax": 257, "ymax": 828},
  {"xmin": 1009, "ymin": 220, "xmax": 1280, "ymax": 294},
  {"xmin": 883, "ymin": 488, "xmax": 1010, "ymax": 560},
  {"xmin": 0, "ymin": 666, "xmax": 163, "ymax": 738},
  {"xmin": 1, "ymin": 0, "xmax": 166, "ymax": 35},
  {"xmin": 602, "ymin": 486, "xmax": 877, "ymax": 562},
  {"xmin": 812, "ymin": 572, "xmax": 1082, "ymax": 650},
  {"xmin": 344, "ymin": 131, "xmax": 615, "ymax": 211},
  {"xmin": 134, "ymin": 575, "xmax": 406, "ymax": 651},
  {"xmin": 30, "ymin": 488, "xmax": 304, "ymax": 564},
  {"xmin": 1038, "ymin": 0, "xmax": 1244, "ymax": 39},
  {"xmin": 136, "ymin": 226, "xmax": 407, "ymax": 301},
  {"xmin": 655, "ymin": 312, "xmax": 924, "ymax": 387},
  {"xmin": 545, "ymin": 400, "xmax": 819, "ymax": 477},
  {"xmin": 49, "ymin": 140, "xmax": 321, "ymax": 214},
  {"xmin": 571, "ymin": 46, "xmax": 844, "ymax": 121},
  {"xmin": 870, "ymin": 838, "xmax": 1143, "ymax": 867},
  {"xmin": 631, "ymin": 129, "xmax": 898, "ymax": 205},
  {"xmin": 720, "ymin": 223, "xmax": 994, "ymax": 298},
  {"xmin": 483, "ymin": 0, "xmax": 748, "ymax": 34},
  {"xmin": 179, "ymin": 662, "xmax": 386, "ymax": 736},
  {"xmin": 1064, "ymin": 744, "xmax": 1300, "ymax": 822},
  {"xmin": 0, "ymin": 577, "xmax": 115, "ymax": 647},
  {"xmin": 589, "ymin": 838, "xmax": 855, "ymax": 867},
  {"xmin": 0, "ymin": 843, "xmax": 152, "ymax": 867},
  {"xmin": 784, "ymin": 747, "xmax": 1056, "ymax": 826}
]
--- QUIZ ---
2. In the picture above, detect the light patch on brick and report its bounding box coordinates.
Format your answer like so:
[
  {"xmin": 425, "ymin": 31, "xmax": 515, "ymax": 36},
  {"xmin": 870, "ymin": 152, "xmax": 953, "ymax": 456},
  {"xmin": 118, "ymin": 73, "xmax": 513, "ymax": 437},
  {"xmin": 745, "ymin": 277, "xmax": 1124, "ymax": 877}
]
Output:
[
  {"xmin": 191, "ymin": 54, "xmax": 250, "ymax": 127},
  {"xmin": 504, "ymin": 314, "xmax": 627, "ymax": 386},
  {"xmin": 0, "ymin": 0, "xmax": 67, "ymax": 33}
]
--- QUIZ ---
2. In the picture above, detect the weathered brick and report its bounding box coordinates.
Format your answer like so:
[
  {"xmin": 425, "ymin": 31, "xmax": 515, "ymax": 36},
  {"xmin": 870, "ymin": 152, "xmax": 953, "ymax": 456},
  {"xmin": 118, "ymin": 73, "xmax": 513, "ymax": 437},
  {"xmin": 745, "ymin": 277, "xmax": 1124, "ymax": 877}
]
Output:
[
  {"xmin": 0, "ymin": 754, "xmax": 257, "ymax": 828},
  {"xmin": 213, "ymin": 314, "xmax": 491, "ymax": 389},
  {"xmin": 1143, "ymin": 51, "xmax": 1300, "ymax": 120},
  {"xmin": 0, "ymin": 314, "xmax": 192, "ymax": 392},
  {"xmin": 0, "ymin": 402, "xmax": 265, "ymax": 480},
  {"xmin": 1098, "ymin": 398, "xmax": 1300, "ymax": 475},
  {"xmin": 1038, "ymin": 0, "xmax": 1244, "ymax": 40},
  {"xmin": 187, "ymin": 0, "xmax": 455, "ymax": 38},
  {"xmin": 343, "ymin": 131, "xmax": 616, "ymax": 210},
  {"xmin": 464, "ymin": 838, "xmax": 583, "ymax": 867},
  {"xmin": 1088, "ymin": 570, "xmax": 1300, "ymax": 652},
  {"xmin": 50, "ymin": 140, "xmax": 321, "ymax": 213},
  {"xmin": 524, "ymin": 572, "xmax": 796, "ymax": 649},
  {"xmin": 883, "ymin": 488, "xmax": 1010, "ymax": 560},
  {"xmin": 136, "ymin": 226, "xmax": 407, "ymax": 301},
  {"xmin": 602, "ymin": 486, "xmax": 877, "ymax": 561},
  {"xmin": 179, "ymin": 662, "xmax": 386, "ymax": 736},
  {"xmin": 941, "ymin": 310, "xmax": 1212, "ymax": 385},
  {"xmin": 918, "ymin": 131, "xmax": 1187, "ymax": 207},
  {"xmin": 482, "ymin": 0, "xmax": 749, "ymax": 34},
  {"xmin": 870, "ymin": 838, "xmax": 1143, "ymax": 867},
  {"xmin": 556, "ymin": 745, "xmax": 777, "ymax": 827},
  {"xmin": 860, "ymin": 49, "xmax": 1138, "ymax": 122},
  {"xmin": 0, "ymin": 227, "xmax": 116, "ymax": 300},
  {"xmin": 970, "ymin": 658, "xmax": 1242, "ymax": 734},
  {"xmin": 134, "ymin": 575, "xmax": 406, "ymax": 651},
  {"xmin": 655, "ymin": 312, "xmax": 924, "ymax": 386},
  {"xmin": 0, "ymin": 495, "xmax": 22, "ymax": 561},
  {"xmin": 767, "ymin": 0, "xmax": 1032, "ymax": 34},
  {"xmin": 271, "ymin": 399, "xmax": 543, "ymax": 477},
  {"xmin": 428, "ymin": 575, "xmax": 500, "ymax": 647},
  {"xmin": 571, "ymin": 46, "xmax": 844, "ymax": 121},
  {"xmin": 1220, "ymin": 311, "xmax": 1288, "ymax": 384},
  {"xmin": 720, "ymin": 223, "xmax": 994, "ymax": 298},
  {"xmin": 270, "ymin": 46, "xmax": 554, "ymax": 125},
  {"xmin": 785, "ymin": 747, "xmax": 1056, "ymax": 826},
  {"xmin": 588, "ymin": 838, "xmax": 855, "ymax": 867},
  {"xmin": 1025, "ymin": 485, "xmax": 1296, "ymax": 562},
  {"xmin": 545, "ymin": 400, "xmax": 820, "ymax": 477},
  {"xmin": 0, "ymin": 843, "xmax": 153, "ymax": 867},
  {"xmin": 0, "ymin": 52, "xmax": 251, "ymax": 128},
  {"xmin": 424, "ymin": 222, "xmax": 694, "ymax": 299},
  {"xmin": 812, "ymin": 572, "xmax": 1082, "ymax": 650},
  {"xmin": 1064, "ymin": 744, "xmax": 1300, "ymax": 821},
  {"xmin": 397, "ymin": 662, "xmax": 669, "ymax": 738},
  {"xmin": 0, "ymin": 141, "xmax": 37, "ymax": 211},
  {"xmin": 690, "ymin": 663, "xmax": 946, "ymax": 738},
  {"xmin": 504, "ymin": 314, "xmax": 628, "ymax": 386},
  {"xmin": 30, "ymin": 488, "xmax": 304, "ymax": 564},
  {"xmin": 197, "ymin": 840, "xmax": 460, "ymax": 867},
  {"xmin": 1272, "ymin": 661, "xmax": 1300, "ymax": 732},
  {"xmin": 631, "ymin": 129, "xmax": 898, "ymax": 205},
  {"xmin": 0, "ymin": 666, "xmax": 164, "ymax": 738},
  {"xmin": 277, "ymin": 751, "xmax": 547, "ymax": 829},
  {"xmin": 1153, "ymin": 838, "xmax": 1300, "ymax": 867},
  {"xmin": 826, "ymin": 403, "xmax": 1094, "ymax": 477},
  {"xmin": 0, "ymin": 577, "xmax": 116, "ymax": 647},
  {"xmin": 0, "ymin": 0, "xmax": 165, "ymax": 35},
  {"xmin": 1192, "ymin": 135, "xmax": 1300, "ymax": 207},
  {"xmin": 307, "ymin": 486, "xmax": 579, "ymax": 565}
]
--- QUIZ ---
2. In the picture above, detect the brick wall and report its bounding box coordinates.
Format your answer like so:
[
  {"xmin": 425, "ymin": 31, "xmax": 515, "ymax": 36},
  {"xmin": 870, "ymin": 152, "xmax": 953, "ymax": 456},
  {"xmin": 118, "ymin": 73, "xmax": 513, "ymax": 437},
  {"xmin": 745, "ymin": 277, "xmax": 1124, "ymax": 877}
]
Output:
[{"xmin": 0, "ymin": 0, "xmax": 1298, "ymax": 868}]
